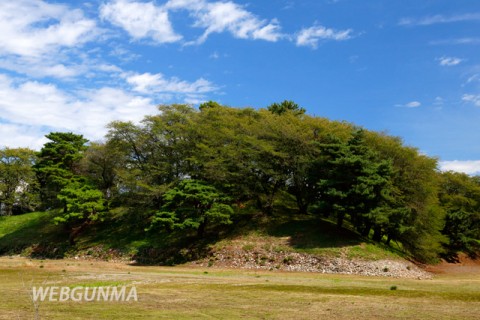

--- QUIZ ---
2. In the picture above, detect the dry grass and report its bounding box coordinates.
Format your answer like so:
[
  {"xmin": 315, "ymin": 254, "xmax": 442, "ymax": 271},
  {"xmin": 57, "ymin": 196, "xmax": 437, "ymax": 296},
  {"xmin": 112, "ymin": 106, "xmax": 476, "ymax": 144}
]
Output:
[{"xmin": 0, "ymin": 256, "xmax": 479, "ymax": 319}]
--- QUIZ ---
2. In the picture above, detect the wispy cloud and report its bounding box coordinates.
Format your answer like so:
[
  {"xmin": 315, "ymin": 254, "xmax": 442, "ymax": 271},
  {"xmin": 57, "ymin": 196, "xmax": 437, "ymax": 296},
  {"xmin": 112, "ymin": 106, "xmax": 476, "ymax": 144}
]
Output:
[
  {"xmin": 0, "ymin": 0, "xmax": 102, "ymax": 80},
  {"xmin": 166, "ymin": 0, "xmax": 283, "ymax": 44},
  {"xmin": 395, "ymin": 101, "xmax": 421, "ymax": 108},
  {"xmin": 462, "ymin": 94, "xmax": 480, "ymax": 107},
  {"xmin": 0, "ymin": 73, "xmax": 157, "ymax": 148},
  {"xmin": 101, "ymin": 0, "xmax": 283, "ymax": 45},
  {"xmin": 100, "ymin": 0, "xmax": 182, "ymax": 44},
  {"xmin": 0, "ymin": 0, "xmax": 98, "ymax": 57},
  {"xmin": 399, "ymin": 13, "xmax": 480, "ymax": 26},
  {"xmin": 123, "ymin": 71, "xmax": 218, "ymax": 96},
  {"xmin": 439, "ymin": 160, "xmax": 480, "ymax": 175},
  {"xmin": 295, "ymin": 24, "xmax": 353, "ymax": 48},
  {"xmin": 437, "ymin": 56, "xmax": 463, "ymax": 66},
  {"xmin": 433, "ymin": 96, "xmax": 444, "ymax": 107},
  {"xmin": 0, "ymin": 69, "xmax": 218, "ymax": 149},
  {"xmin": 430, "ymin": 38, "xmax": 480, "ymax": 45}
]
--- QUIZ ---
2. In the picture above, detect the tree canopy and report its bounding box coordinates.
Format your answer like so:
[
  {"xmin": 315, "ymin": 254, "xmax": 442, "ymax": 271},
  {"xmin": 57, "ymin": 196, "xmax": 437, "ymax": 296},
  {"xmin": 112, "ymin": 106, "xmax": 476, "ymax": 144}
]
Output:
[{"xmin": 5, "ymin": 102, "xmax": 480, "ymax": 262}]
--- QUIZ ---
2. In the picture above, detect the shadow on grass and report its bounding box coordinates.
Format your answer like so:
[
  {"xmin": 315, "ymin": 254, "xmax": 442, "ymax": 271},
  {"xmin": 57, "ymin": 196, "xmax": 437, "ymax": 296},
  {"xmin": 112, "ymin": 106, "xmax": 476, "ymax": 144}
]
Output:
[
  {"xmin": 131, "ymin": 235, "xmax": 214, "ymax": 266},
  {"xmin": 267, "ymin": 217, "xmax": 363, "ymax": 250},
  {"xmin": 0, "ymin": 211, "xmax": 69, "ymax": 258}
]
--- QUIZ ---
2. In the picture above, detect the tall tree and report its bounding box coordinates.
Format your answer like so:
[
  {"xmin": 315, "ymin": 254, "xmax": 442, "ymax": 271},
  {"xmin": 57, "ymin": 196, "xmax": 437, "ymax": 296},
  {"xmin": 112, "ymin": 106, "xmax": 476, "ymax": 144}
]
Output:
[
  {"xmin": 317, "ymin": 130, "xmax": 392, "ymax": 231},
  {"xmin": 34, "ymin": 132, "xmax": 88, "ymax": 209},
  {"xmin": 106, "ymin": 104, "xmax": 198, "ymax": 207},
  {"xmin": 0, "ymin": 148, "xmax": 38, "ymax": 215},
  {"xmin": 439, "ymin": 171, "xmax": 480, "ymax": 256},
  {"xmin": 55, "ymin": 179, "xmax": 105, "ymax": 244},
  {"xmin": 80, "ymin": 141, "xmax": 124, "ymax": 203},
  {"xmin": 365, "ymin": 131, "xmax": 447, "ymax": 262},
  {"xmin": 148, "ymin": 179, "xmax": 233, "ymax": 237}
]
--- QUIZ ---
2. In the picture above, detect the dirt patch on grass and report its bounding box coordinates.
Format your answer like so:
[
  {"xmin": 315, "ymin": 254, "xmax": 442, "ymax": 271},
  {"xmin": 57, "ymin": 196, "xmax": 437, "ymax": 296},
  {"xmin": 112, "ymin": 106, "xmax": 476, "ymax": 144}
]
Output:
[{"xmin": 425, "ymin": 253, "xmax": 480, "ymax": 275}]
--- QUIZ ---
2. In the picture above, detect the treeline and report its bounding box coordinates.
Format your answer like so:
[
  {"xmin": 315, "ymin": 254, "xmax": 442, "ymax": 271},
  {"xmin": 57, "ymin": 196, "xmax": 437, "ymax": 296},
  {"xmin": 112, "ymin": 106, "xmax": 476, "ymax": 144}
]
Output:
[{"xmin": 1, "ymin": 101, "xmax": 479, "ymax": 262}]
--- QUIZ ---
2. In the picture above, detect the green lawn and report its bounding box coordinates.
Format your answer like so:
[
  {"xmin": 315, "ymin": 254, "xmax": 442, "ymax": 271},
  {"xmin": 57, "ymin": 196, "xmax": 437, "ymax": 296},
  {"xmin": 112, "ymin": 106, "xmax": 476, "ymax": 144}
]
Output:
[{"xmin": 0, "ymin": 256, "xmax": 479, "ymax": 319}]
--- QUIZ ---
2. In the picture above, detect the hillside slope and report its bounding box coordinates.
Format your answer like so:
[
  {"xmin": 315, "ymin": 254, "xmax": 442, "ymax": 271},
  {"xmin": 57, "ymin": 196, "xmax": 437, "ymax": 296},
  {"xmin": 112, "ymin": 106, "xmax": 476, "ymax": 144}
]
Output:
[{"xmin": 0, "ymin": 210, "xmax": 433, "ymax": 278}]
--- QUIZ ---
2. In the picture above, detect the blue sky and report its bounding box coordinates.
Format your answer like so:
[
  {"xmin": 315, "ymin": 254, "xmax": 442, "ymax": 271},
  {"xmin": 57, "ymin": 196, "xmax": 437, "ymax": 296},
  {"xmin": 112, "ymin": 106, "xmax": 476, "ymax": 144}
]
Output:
[{"xmin": 1, "ymin": 0, "xmax": 480, "ymax": 173}]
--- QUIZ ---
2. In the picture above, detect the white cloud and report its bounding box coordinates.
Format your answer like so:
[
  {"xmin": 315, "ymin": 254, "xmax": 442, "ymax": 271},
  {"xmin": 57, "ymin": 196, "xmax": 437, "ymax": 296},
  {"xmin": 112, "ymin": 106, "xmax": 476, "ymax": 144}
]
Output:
[
  {"xmin": 466, "ymin": 74, "xmax": 480, "ymax": 84},
  {"xmin": 0, "ymin": 0, "xmax": 101, "ymax": 79},
  {"xmin": 396, "ymin": 101, "xmax": 421, "ymax": 108},
  {"xmin": 430, "ymin": 38, "xmax": 480, "ymax": 45},
  {"xmin": 437, "ymin": 56, "xmax": 462, "ymax": 66},
  {"xmin": 440, "ymin": 160, "xmax": 480, "ymax": 175},
  {"xmin": 123, "ymin": 72, "xmax": 217, "ymax": 95},
  {"xmin": 0, "ymin": 57, "xmax": 84, "ymax": 79},
  {"xmin": 406, "ymin": 101, "xmax": 421, "ymax": 108},
  {"xmin": 166, "ymin": 0, "xmax": 283, "ymax": 44},
  {"xmin": 0, "ymin": 0, "xmax": 97, "ymax": 58},
  {"xmin": 399, "ymin": 13, "xmax": 480, "ymax": 26},
  {"xmin": 295, "ymin": 24, "xmax": 352, "ymax": 48},
  {"xmin": 433, "ymin": 96, "xmax": 444, "ymax": 106},
  {"xmin": 0, "ymin": 123, "xmax": 49, "ymax": 150},
  {"xmin": 100, "ymin": 0, "xmax": 182, "ymax": 43},
  {"xmin": 462, "ymin": 94, "xmax": 480, "ymax": 107},
  {"xmin": 0, "ymin": 73, "xmax": 158, "ymax": 149}
]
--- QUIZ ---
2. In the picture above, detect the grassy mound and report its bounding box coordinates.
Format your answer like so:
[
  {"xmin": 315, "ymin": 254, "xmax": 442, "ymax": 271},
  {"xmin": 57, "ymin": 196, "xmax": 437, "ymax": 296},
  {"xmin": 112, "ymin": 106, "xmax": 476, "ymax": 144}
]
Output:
[{"xmin": 0, "ymin": 210, "xmax": 404, "ymax": 264}]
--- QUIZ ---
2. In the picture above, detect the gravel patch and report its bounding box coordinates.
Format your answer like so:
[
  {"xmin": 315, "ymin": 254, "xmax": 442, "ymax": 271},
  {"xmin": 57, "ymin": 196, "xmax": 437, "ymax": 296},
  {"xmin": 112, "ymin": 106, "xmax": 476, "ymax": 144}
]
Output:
[{"xmin": 192, "ymin": 248, "xmax": 432, "ymax": 279}]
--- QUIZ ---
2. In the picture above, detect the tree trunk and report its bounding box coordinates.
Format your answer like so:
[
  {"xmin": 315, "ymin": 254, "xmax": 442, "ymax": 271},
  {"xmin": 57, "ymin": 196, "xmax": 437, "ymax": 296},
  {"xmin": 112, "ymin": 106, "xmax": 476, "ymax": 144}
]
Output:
[
  {"xmin": 336, "ymin": 212, "xmax": 344, "ymax": 228},
  {"xmin": 361, "ymin": 221, "xmax": 372, "ymax": 237},
  {"xmin": 386, "ymin": 233, "xmax": 392, "ymax": 245},
  {"xmin": 296, "ymin": 195, "xmax": 308, "ymax": 215},
  {"xmin": 197, "ymin": 217, "xmax": 207, "ymax": 238},
  {"xmin": 372, "ymin": 226, "xmax": 383, "ymax": 242},
  {"xmin": 69, "ymin": 221, "xmax": 89, "ymax": 245}
]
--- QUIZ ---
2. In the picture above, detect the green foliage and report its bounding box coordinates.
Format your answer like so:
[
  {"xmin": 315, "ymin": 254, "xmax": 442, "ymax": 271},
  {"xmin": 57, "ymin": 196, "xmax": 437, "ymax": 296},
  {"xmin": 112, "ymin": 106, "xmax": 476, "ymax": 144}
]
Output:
[
  {"xmin": 0, "ymin": 147, "xmax": 38, "ymax": 215},
  {"xmin": 80, "ymin": 141, "xmax": 123, "ymax": 202},
  {"xmin": 106, "ymin": 105, "xmax": 197, "ymax": 207},
  {"xmin": 6, "ymin": 101, "xmax": 472, "ymax": 262},
  {"xmin": 148, "ymin": 179, "xmax": 233, "ymax": 237},
  {"xmin": 318, "ymin": 130, "xmax": 394, "ymax": 238},
  {"xmin": 439, "ymin": 171, "xmax": 480, "ymax": 256},
  {"xmin": 34, "ymin": 132, "xmax": 88, "ymax": 209},
  {"xmin": 267, "ymin": 100, "xmax": 306, "ymax": 116},
  {"xmin": 54, "ymin": 180, "xmax": 105, "ymax": 225}
]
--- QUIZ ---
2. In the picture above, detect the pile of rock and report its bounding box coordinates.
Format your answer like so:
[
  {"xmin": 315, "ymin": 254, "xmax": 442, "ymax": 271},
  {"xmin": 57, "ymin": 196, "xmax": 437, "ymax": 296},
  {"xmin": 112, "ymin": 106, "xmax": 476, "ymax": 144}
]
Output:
[{"xmin": 193, "ymin": 247, "xmax": 432, "ymax": 279}]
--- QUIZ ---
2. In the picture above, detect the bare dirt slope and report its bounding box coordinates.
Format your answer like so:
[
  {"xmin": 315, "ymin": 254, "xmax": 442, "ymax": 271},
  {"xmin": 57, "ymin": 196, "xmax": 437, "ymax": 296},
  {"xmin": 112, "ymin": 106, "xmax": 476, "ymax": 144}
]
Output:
[{"xmin": 425, "ymin": 253, "xmax": 480, "ymax": 275}]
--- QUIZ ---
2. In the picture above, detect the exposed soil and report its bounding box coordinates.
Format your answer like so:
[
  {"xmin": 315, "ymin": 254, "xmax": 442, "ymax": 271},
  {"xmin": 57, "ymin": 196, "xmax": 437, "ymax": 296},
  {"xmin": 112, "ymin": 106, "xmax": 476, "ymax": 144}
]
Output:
[{"xmin": 424, "ymin": 253, "xmax": 480, "ymax": 275}]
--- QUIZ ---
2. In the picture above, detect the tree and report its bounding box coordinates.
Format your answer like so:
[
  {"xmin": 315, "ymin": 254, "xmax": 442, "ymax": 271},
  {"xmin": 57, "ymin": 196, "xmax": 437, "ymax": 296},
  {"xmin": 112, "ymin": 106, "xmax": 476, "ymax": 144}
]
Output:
[
  {"xmin": 0, "ymin": 148, "xmax": 38, "ymax": 215},
  {"xmin": 106, "ymin": 105, "xmax": 198, "ymax": 207},
  {"xmin": 80, "ymin": 141, "xmax": 124, "ymax": 203},
  {"xmin": 148, "ymin": 179, "xmax": 233, "ymax": 237},
  {"xmin": 54, "ymin": 179, "xmax": 105, "ymax": 244},
  {"xmin": 365, "ymin": 131, "xmax": 447, "ymax": 262},
  {"xmin": 34, "ymin": 132, "xmax": 88, "ymax": 209},
  {"xmin": 267, "ymin": 100, "xmax": 306, "ymax": 116},
  {"xmin": 439, "ymin": 171, "xmax": 480, "ymax": 256},
  {"xmin": 318, "ymin": 130, "xmax": 392, "ymax": 233}
]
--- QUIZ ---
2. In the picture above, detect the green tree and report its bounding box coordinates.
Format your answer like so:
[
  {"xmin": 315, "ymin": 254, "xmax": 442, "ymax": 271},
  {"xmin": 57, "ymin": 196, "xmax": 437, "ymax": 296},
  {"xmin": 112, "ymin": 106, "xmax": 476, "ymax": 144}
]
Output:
[
  {"xmin": 106, "ymin": 105, "xmax": 197, "ymax": 207},
  {"xmin": 267, "ymin": 100, "xmax": 306, "ymax": 116},
  {"xmin": 148, "ymin": 179, "xmax": 233, "ymax": 237},
  {"xmin": 34, "ymin": 132, "xmax": 88, "ymax": 209},
  {"xmin": 439, "ymin": 171, "xmax": 480, "ymax": 256},
  {"xmin": 0, "ymin": 148, "xmax": 38, "ymax": 215},
  {"xmin": 318, "ymin": 130, "xmax": 392, "ymax": 234},
  {"xmin": 193, "ymin": 106, "xmax": 288, "ymax": 214},
  {"xmin": 365, "ymin": 131, "xmax": 446, "ymax": 262},
  {"xmin": 80, "ymin": 141, "xmax": 124, "ymax": 203},
  {"xmin": 54, "ymin": 179, "xmax": 105, "ymax": 244}
]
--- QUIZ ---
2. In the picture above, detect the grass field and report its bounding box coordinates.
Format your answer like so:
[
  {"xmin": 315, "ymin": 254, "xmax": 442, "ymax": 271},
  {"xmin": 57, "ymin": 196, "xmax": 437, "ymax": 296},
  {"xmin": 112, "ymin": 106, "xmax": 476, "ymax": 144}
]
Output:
[{"xmin": 0, "ymin": 256, "xmax": 479, "ymax": 319}]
